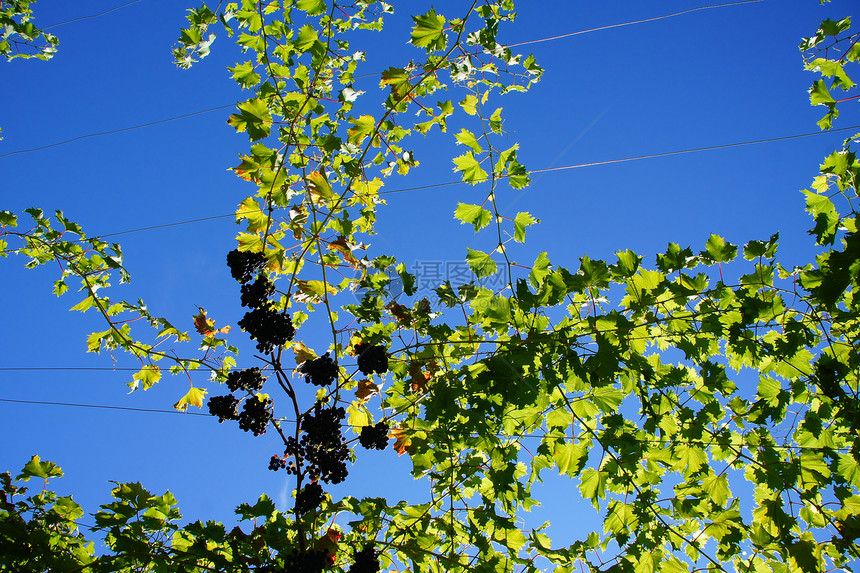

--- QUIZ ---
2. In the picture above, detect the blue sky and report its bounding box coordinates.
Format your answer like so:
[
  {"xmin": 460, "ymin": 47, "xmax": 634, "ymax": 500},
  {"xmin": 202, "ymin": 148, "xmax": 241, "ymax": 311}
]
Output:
[{"xmin": 1, "ymin": 0, "xmax": 856, "ymax": 556}]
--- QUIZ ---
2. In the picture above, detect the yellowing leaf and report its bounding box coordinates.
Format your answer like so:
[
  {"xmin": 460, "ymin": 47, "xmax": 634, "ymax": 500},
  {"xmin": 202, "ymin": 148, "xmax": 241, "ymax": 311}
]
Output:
[
  {"xmin": 460, "ymin": 95, "xmax": 478, "ymax": 115},
  {"xmin": 306, "ymin": 170, "xmax": 333, "ymax": 204},
  {"xmin": 391, "ymin": 425, "xmax": 413, "ymax": 456},
  {"xmin": 347, "ymin": 401, "xmax": 370, "ymax": 433},
  {"xmin": 292, "ymin": 341, "xmax": 317, "ymax": 366},
  {"xmin": 295, "ymin": 280, "xmax": 338, "ymax": 302},
  {"xmin": 236, "ymin": 197, "xmax": 269, "ymax": 233},
  {"xmin": 348, "ymin": 114, "xmax": 376, "ymax": 145},
  {"xmin": 131, "ymin": 365, "xmax": 162, "ymax": 391},
  {"xmin": 174, "ymin": 386, "xmax": 207, "ymax": 411}
]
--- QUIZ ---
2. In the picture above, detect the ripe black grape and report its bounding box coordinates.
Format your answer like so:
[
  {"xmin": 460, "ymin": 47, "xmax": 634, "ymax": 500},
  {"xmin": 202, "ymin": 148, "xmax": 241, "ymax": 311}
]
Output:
[
  {"xmin": 238, "ymin": 396, "xmax": 273, "ymax": 436},
  {"xmin": 227, "ymin": 367, "xmax": 266, "ymax": 393},
  {"xmin": 226, "ymin": 249, "xmax": 267, "ymax": 284},
  {"xmin": 349, "ymin": 545, "xmax": 380, "ymax": 573},
  {"xmin": 269, "ymin": 455, "xmax": 286, "ymax": 471},
  {"xmin": 299, "ymin": 353, "xmax": 338, "ymax": 387},
  {"xmin": 355, "ymin": 343, "xmax": 388, "ymax": 375},
  {"xmin": 359, "ymin": 421, "xmax": 389, "ymax": 451},
  {"xmin": 283, "ymin": 550, "xmax": 327, "ymax": 573},
  {"xmin": 300, "ymin": 402, "xmax": 349, "ymax": 484},
  {"xmin": 240, "ymin": 275, "xmax": 275, "ymax": 309},
  {"xmin": 295, "ymin": 482, "xmax": 325, "ymax": 514},
  {"xmin": 238, "ymin": 307, "xmax": 296, "ymax": 354},
  {"xmin": 207, "ymin": 395, "xmax": 239, "ymax": 422}
]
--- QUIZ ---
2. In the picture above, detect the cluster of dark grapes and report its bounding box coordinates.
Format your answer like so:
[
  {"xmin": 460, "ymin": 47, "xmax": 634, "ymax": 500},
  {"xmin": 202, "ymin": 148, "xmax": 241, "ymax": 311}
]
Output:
[
  {"xmin": 355, "ymin": 343, "xmax": 388, "ymax": 376},
  {"xmin": 241, "ymin": 275, "xmax": 275, "ymax": 309},
  {"xmin": 238, "ymin": 396, "xmax": 273, "ymax": 436},
  {"xmin": 227, "ymin": 367, "xmax": 266, "ymax": 393},
  {"xmin": 299, "ymin": 353, "xmax": 338, "ymax": 387},
  {"xmin": 208, "ymin": 367, "xmax": 273, "ymax": 435},
  {"xmin": 227, "ymin": 249, "xmax": 267, "ymax": 284},
  {"xmin": 302, "ymin": 403, "xmax": 349, "ymax": 484},
  {"xmin": 208, "ymin": 395, "xmax": 239, "ymax": 423},
  {"xmin": 295, "ymin": 482, "xmax": 325, "ymax": 515},
  {"xmin": 348, "ymin": 545, "xmax": 380, "ymax": 573},
  {"xmin": 238, "ymin": 306, "xmax": 296, "ymax": 354},
  {"xmin": 358, "ymin": 421, "xmax": 389, "ymax": 451},
  {"xmin": 269, "ymin": 455, "xmax": 287, "ymax": 471},
  {"xmin": 281, "ymin": 550, "xmax": 328, "ymax": 573},
  {"xmin": 227, "ymin": 249, "xmax": 296, "ymax": 354},
  {"xmin": 281, "ymin": 402, "xmax": 349, "ymax": 484}
]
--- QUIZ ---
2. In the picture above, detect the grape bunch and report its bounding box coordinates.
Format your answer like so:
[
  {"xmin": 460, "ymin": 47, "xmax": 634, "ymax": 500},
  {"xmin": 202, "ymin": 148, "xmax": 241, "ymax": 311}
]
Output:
[
  {"xmin": 295, "ymin": 482, "xmax": 325, "ymax": 515},
  {"xmin": 207, "ymin": 395, "xmax": 239, "ymax": 422},
  {"xmin": 226, "ymin": 249, "xmax": 267, "ymax": 284},
  {"xmin": 358, "ymin": 421, "xmax": 389, "ymax": 451},
  {"xmin": 348, "ymin": 545, "xmax": 380, "ymax": 573},
  {"xmin": 299, "ymin": 353, "xmax": 338, "ymax": 387},
  {"xmin": 355, "ymin": 343, "xmax": 388, "ymax": 375},
  {"xmin": 240, "ymin": 275, "xmax": 275, "ymax": 309},
  {"xmin": 289, "ymin": 402, "xmax": 349, "ymax": 484},
  {"xmin": 238, "ymin": 396, "xmax": 273, "ymax": 436},
  {"xmin": 269, "ymin": 455, "xmax": 287, "ymax": 471},
  {"xmin": 282, "ymin": 550, "xmax": 328, "ymax": 573},
  {"xmin": 303, "ymin": 404, "xmax": 349, "ymax": 484},
  {"xmin": 226, "ymin": 367, "xmax": 266, "ymax": 393},
  {"xmin": 238, "ymin": 307, "xmax": 296, "ymax": 354}
]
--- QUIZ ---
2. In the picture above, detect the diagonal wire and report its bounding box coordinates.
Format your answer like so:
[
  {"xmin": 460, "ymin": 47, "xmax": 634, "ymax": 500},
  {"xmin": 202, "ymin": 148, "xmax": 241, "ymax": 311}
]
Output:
[
  {"xmin": 45, "ymin": 123, "xmax": 853, "ymax": 240},
  {"xmin": 43, "ymin": 0, "xmax": 145, "ymax": 30},
  {"xmin": 0, "ymin": 1, "xmax": 765, "ymax": 159},
  {"xmin": 506, "ymin": 0, "xmax": 765, "ymax": 48},
  {"xmin": 0, "ymin": 105, "xmax": 235, "ymax": 159},
  {"xmin": 0, "ymin": 397, "xmax": 209, "ymax": 416}
]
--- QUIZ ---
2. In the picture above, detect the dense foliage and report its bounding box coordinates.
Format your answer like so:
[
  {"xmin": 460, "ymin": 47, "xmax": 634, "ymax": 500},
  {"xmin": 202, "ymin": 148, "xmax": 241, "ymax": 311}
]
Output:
[{"xmin": 2, "ymin": 1, "xmax": 860, "ymax": 572}]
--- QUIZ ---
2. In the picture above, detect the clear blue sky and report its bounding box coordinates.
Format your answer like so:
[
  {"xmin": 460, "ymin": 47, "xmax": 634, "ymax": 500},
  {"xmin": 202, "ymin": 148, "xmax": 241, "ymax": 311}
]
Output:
[{"xmin": 0, "ymin": 0, "xmax": 855, "ymax": 552}]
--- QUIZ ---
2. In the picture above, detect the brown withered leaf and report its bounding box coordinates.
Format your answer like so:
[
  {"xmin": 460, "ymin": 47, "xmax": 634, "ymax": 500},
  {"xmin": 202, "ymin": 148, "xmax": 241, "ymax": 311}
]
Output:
[
  {"xmin": 193, "ymin": 307, "xmax": 231, "ymax": 338},
  {"xmin": 386, "ymin": 301, "xmax": 411, "ymax": 324},
  {"xmin": 328, "ymin": 235, "xmax": 361, "ymax": 268},
  {"xmin": 355, "ymin": 378, "xmax": 380, "ymax": 401},
  {"xmin": 408, "ymin": 362, "xmax": 430, "ymax": 393},
  {"xmin": 390, "ymin": 425, "xmax": 413, "ymax": 456}
]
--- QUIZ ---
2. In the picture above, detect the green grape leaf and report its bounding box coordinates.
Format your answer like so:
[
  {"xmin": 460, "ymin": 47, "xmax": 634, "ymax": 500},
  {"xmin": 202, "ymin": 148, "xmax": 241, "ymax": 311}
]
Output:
[
  {"xmin": 296, "ymin": 0, "xmax": 327, "ymax": 15},
  {"xmin": 702, "ymin": 234, "xmax": 737, "ymax": 264},
  {"xmin": 466, "ymin": 248, "xmax": 497, "ymax": 278},
  {"xmin": 17, "ymin": 455, "xmax": 63, "ymax": 482},
  {"xmin": 227, "ymin": 98, "xmax": 272, "ymax": 141},
  {"xmin": 411, "ymin": 9, "xmax": 446, "ymax": 50},
  {"xmin": 229, "ymin": 61, "xmax": 261, "ymax": 89},
  {"xmin": 513, "ymin": 212, "xmax": 537, "ymax": 243},
  {"xmin": 455, "ymin": 129, "xmax": 483, "ymax": 153},
  {"xmin": 453, "ymin": 151, "xmax": 488, "ymax": 184},
  {"xmin": 455, "ymin": 203, "xmax": 492, "ymax": 232}
]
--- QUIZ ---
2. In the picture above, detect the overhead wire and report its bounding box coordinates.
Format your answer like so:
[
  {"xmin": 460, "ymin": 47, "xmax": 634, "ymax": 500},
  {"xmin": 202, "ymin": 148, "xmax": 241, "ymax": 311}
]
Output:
[
  {"xmin": 72, "ymin": 123, "xmax": 859, "ymax": 239},
  {"xmin": 0, "ymin": 105, "xmax": 235, "ymax": 159},
  {"xmin": 0, "ymin": 0, "xmax": 765, "ymax": 160},
  {"xmin": 42, "ymin": 0, "xmax": 145, "ymax": 30},
  {"xmin": 506, "ymin": 0, "xmax": 765, "ymax": 48},
  {"xmin": 0, "ymin": 397, "xmax": 851, "ymax": 452}
]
